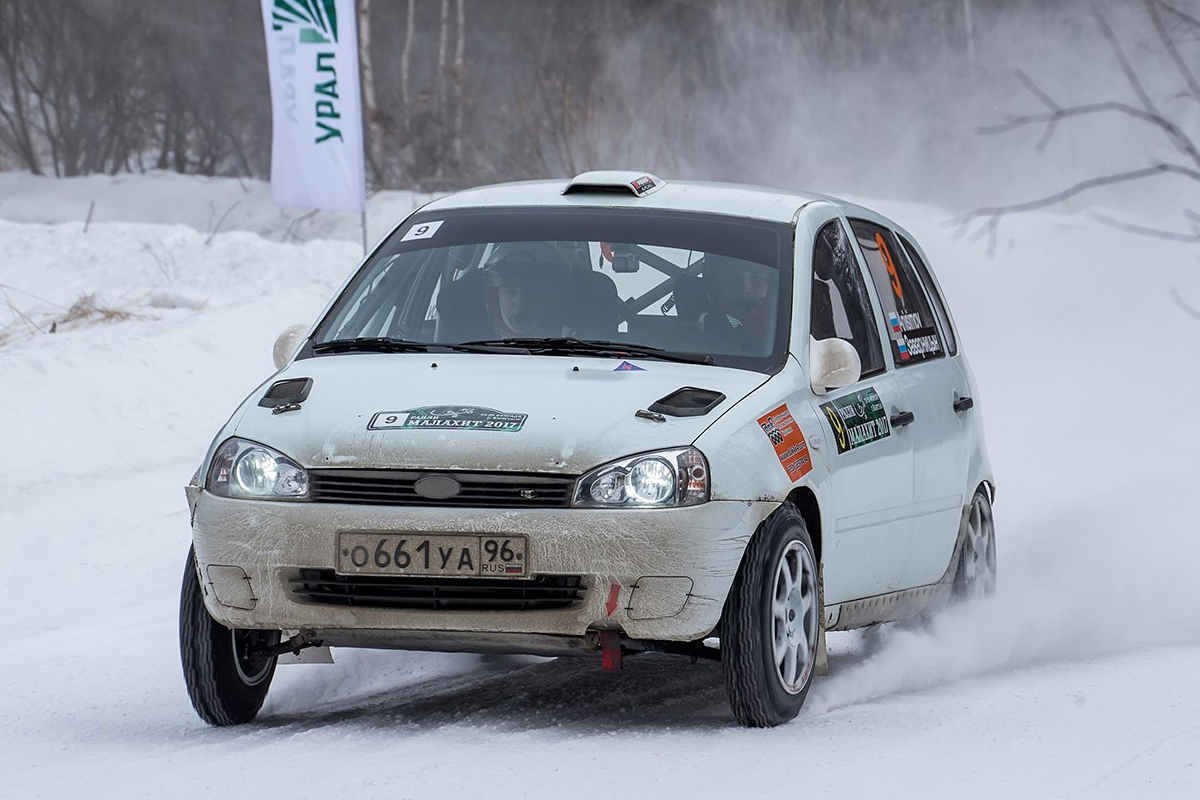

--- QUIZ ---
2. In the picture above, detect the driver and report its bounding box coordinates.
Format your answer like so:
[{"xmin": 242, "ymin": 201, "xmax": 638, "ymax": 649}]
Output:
[{"xmin": 485, "ymin": 247, "xmax": 569, "ymax": 337}]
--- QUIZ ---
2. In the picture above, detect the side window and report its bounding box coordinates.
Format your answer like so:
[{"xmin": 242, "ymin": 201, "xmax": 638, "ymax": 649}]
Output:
[
  {"xmin": 849, "ymin": 219, "xmax": 944, "ymax": 365},
  {"xmin": 812, "ymin": 220, "xmax": 885, "ymax": 378},
  {"xmin": 898, "ymin": 235, "xmax": 957, "ymax": 356}
]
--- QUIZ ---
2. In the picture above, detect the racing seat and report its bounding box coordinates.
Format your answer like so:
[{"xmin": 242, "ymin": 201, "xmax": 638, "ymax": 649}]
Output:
[
  {"xmin": 435, "ymin": 270, "xmax": 492, "ymax": 341},
  {"xmin": 670, "ymin": 275, "xmax": 710, "ymax": 322},
  {"xmin": 571, "ymin": 270, "xmax": 622, "ymax": 339}
]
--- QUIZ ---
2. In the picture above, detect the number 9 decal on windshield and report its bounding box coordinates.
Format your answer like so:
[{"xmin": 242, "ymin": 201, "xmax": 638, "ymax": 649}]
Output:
[{"xmin": 401, "ymin": 220, "xmax": 444, "ymax": 242}]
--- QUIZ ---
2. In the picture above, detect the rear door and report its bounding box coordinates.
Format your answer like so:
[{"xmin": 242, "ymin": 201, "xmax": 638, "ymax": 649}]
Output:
[{"xmin": 850, "ymin": 219, "xmax": 969, "ymax": 588}]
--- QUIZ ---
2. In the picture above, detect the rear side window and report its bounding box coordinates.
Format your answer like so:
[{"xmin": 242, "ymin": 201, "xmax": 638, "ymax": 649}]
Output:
[
  {"xmin": 850, "ymin": 219, "xmax": 944, "ymax": 365},
  {"xmin": 898, "ymin": 235, "xmax": 957, "ymax": 356},
  {"xmin": 811, "ymin": 220, "xmax": 885, "ymax": 378}
]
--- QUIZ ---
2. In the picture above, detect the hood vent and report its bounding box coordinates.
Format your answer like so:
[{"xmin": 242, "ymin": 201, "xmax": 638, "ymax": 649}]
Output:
[
  {"xmin": 648, "ymin": 386, "xmax": 726, "ymax": 418},
  {"xmin": 258, "ymin": 377, "xmax": 313, "ymax": 409}
]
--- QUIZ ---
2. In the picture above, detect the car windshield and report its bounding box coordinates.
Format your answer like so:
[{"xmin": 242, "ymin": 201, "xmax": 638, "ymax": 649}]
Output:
[{"xmin": 309, "ymin": 207, "xmax": 794, "ymax": 372}]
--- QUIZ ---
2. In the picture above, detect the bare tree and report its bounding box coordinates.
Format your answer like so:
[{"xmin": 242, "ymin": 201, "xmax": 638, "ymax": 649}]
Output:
[
  {"xmin": 359, "ymin": 0, "xmax": 385, "ymax": 188},
  {"xmin": 961, "ymin": 1, "xmax": 1200, "ymax": 250},
  {"xmin": 0, "ymin": 0, "xmax": 43, "ymax": 173}
]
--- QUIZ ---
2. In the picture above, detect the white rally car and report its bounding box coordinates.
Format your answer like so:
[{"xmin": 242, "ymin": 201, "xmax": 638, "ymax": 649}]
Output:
[{"xmin": 180, "ymin": 171, "xmax": 995, "ymax": 728}]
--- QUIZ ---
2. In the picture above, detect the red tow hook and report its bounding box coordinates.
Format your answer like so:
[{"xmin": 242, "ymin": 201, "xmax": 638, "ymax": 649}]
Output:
[{"xmin": 599, "ymin": 630, "xmax": 623, "ymax": 671}]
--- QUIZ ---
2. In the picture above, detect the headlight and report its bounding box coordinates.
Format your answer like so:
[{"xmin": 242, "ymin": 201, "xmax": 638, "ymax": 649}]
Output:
[
  {"xmin": 207, "ymin": 438, "xmax": 309, "ymax": 500},
  {"xmin": 574, "ymin": 447, "xmax": 708, "ymax": 508}
]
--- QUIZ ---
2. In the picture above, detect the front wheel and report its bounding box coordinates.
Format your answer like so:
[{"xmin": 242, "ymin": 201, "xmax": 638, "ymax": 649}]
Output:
[
  {"xmin": 721, "ymin": 505, "xmax": 820, "ymax": 727},
  {"xmin": 179, "ymin": 547, "xmax": 279, "ymax": 726}
]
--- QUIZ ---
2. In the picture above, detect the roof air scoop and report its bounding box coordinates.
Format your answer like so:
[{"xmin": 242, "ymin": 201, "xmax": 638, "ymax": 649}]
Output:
[{"xmin": 563, "ymin": 171, "xmax": 666, "ymax": 197}]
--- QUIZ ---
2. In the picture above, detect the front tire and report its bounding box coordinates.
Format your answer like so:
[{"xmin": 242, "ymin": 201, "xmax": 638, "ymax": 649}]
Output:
[
  {"xmin": 721, "ymin": 505, "xmax": 820, "ymax": 727},
  {"xmin": 179, "ymin": 547, "xmax": 279, "ymax": 726}
]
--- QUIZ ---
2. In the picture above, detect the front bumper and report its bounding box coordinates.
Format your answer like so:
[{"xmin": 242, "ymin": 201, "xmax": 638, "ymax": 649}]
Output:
[{"xmin": 190, "ymin": 493, "xmax": 775, "ymax": 651}]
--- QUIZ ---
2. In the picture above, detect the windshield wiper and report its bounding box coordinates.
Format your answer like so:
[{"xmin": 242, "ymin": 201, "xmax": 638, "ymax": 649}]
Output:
[
  {"xmin": 457, "ymin": 337, "xmax": 713, "ymax": 365},
  {"xmin": 312, "ymin": 337, "xmax": 433, "ymax": 354},
  {"xmin": 312, "ymin": 337, "xmax": 530, "ymax": 356}
]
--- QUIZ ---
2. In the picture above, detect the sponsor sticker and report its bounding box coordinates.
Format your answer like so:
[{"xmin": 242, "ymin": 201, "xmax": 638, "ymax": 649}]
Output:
[
  {"xmin": 614, "ymin": 361, "xmax": 646, "ymax": 371},
  {"xmin": 630, "ymin": 175, "xmax": 656, "ymax": 195},
  {"xmin": 757, "ymin": 404, "xmax": 813, "ymax": 481},
  {"xmin": 400, "ymin": 220, "xmax": 444, "ymax": 242},
  {"xmin": 369, "ymin": 405, "xmax": 527, "ymax": 432},
  {"xmin": 819, "ymin": 387, "xmax": 890, "ymax": 454}
]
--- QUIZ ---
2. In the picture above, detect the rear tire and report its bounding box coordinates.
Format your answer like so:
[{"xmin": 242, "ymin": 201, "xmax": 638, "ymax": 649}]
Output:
[
  {"xmin": 179, "ymin": 546, "xmax": 278, "ymax": 726},
  {"xmin": 953, "ymin": 489, "xmax": 997, "ymax": 600},
  {"xmin": 721, "ymin": 505, "xmax": 820, "ymax": 727}
]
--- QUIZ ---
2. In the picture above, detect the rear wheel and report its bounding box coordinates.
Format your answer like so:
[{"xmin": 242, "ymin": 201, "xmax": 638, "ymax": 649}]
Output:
[
  {"xmin": 721, "ymin": 506, "xmax": 820, "ymax": 727},
  {"xmin": 179, "ymin": 547, "xmax": 278, "ymax": 726},
  {"xmin": 953, "ymin": 489, "xmax": 997, "ymax": 600}
]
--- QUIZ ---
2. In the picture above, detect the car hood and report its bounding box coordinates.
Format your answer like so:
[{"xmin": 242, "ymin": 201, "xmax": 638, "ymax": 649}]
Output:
[{"xmin": 230, "ymin": 353, "xmax": 769, "ymax": 474}]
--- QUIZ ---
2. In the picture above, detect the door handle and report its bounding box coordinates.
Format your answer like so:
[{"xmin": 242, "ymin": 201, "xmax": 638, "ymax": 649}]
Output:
[
  {"xmin": 890, "ymin": 410, "xmax": 915, "ymax": 428},
  {"xmin": 953, "ymin": 396, "xmax": 974, "ymax": 413}
]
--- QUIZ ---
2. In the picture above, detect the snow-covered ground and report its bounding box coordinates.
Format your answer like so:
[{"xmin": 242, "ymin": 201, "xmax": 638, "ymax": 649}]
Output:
[{"xmin": 2, "ymin": 172, "xmax": 1198, "ymax": 798}]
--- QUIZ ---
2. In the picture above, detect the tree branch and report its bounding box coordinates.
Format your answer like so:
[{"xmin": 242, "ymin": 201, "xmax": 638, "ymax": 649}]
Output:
[
  {"xmin": 957, "ymin": 164, "xmax": 1200, "ymax": 254},
  {"xmin": 981, "ymin": 75, "xmax": 1200, "ymax": 170},
  {"xmin": 1169, "ymin": 285, "xmax": 1200, "ymax": 321},
  {"xmin": 1155, "ymin": 0, "xmax": 1200, "ymax": 35},
  {"xmin": 1145, "ymin": 0, "xmax": 1200, "ymax": 105},
  {"xmin": 1093, "ymin": 10, "xmax": 1160, "ymax": 118},
  {"xmin": 1090, "ymin": 210, "xmax": 1200, "ymax": 242}
]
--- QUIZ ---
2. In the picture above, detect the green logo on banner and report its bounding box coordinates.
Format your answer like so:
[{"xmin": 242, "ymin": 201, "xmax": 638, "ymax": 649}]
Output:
[{"xmin": 272, "ymin": 0, "xmax": 338, "ymax": 44}]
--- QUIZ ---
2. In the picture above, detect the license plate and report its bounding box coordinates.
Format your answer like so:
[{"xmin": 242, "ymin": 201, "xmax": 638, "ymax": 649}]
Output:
[{"xmin": 336, "ymin": 532, "xmax": 528, "ymax": 578}]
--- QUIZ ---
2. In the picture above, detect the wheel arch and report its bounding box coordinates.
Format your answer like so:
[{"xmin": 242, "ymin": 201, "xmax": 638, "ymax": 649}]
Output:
[{"xmin": 785, "ymin": 485, "xmax": 822, "ymax": 566}]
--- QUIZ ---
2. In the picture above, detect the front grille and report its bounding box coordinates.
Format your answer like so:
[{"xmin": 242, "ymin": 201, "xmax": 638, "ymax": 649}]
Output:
[
  {"xmin": 290, "ymin": 569, "xmax": 586, "ymax": 611},
  {"xmin": 308, "ymin": 469, "xmax": 576, "ymax": 508}
]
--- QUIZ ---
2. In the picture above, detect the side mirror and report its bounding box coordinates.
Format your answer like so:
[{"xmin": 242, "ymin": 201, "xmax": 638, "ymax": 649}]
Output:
[
  {"xmin": 272, "ymin": 324, "xmax": 309, "ymax": 369},
  {"xmin": 809, "ymin": 336, "xmax": 861, "ymax": 395}
]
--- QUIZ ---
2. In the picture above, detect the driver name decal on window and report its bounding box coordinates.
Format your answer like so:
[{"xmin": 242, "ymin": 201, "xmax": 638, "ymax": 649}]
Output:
[
  {"xmin": 757, "ymin": 404, "xmax": 812, "ymax": 481},
  {"xmin": 369, "ymin": 405, "xmax": 527, "ymax": 432},
  {"xmin": 819, "ymin": 387, "xmax": 890, "ymax": 454},
  {"xmin": 887, "ymin": 311, "xmax": 940, "ymax": 361}
]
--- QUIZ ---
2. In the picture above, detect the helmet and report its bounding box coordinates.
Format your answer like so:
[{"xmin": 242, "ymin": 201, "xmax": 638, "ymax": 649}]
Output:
[{"xmin": 483, "ymin": 243, "xmax": 569, "ymax": 336}]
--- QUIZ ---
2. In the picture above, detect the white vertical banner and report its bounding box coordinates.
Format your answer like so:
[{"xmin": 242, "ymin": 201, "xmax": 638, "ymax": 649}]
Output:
[{"xmin": 261, "ymin": 0, "xmax": 365, "ymax": 213}]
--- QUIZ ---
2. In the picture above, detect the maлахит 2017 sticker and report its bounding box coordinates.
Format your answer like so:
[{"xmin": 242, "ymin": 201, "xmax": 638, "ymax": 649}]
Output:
[
  {"xmin": 400, "ymin": 220, "xmax": 444, "ymax": 242},
  {"xmin": 757, "ymin": 404, "xmax": 812, "ymax": 481},
  {"xmin": 369, "ymin": 405, "xmax": 527, "ymax": 432},
  {"xmin": 819, "ymin": 387, "xmax": 890, "ymax": 454}
]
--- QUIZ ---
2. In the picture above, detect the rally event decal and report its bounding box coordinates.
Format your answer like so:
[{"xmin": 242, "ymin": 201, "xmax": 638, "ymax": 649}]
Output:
[
  {"xmin": 819, "ymin": 388, "xmax": 890, "ymax": 454},
  {"xmin": 757, "ymin": 404, "xmax": 813, "ymax": 481},
  {"xmin": 369, "ymin": 406, "xmax": 527, "ymax": 432}
]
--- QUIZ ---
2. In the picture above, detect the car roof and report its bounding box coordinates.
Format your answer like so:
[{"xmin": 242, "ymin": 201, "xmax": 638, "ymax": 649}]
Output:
[{"xmin": 418, "ymin": 170, "xmax": 888, "ymax": 227}]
